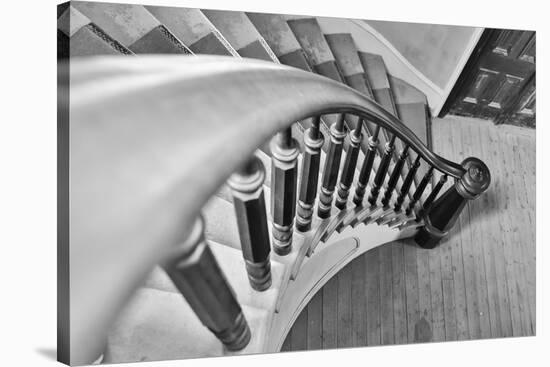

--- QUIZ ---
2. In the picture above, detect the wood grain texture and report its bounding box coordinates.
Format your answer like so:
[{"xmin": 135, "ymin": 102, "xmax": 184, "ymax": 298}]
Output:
[{"xmin": 283, "ymin": 115, "xmax": 535, "ymax": 350}]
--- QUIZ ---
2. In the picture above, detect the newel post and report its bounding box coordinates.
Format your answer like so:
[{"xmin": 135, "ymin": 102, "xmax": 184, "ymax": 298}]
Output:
[
  {"xmin": 163, "ymin": 215, "xmax": 251, "ymax": 351},
  {"xmin": 228, "ymin": 156, "xmax": 272, "ymax": 291},
  {"xmin": 414, "ymin": 157, "xmax": 490, "ymax": 249}
]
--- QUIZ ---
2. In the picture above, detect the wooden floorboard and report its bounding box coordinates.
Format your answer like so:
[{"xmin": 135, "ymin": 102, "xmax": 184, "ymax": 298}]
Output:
[{"xmin": 283, "ymin": 116, "xmax": 535, "ymax": 351}]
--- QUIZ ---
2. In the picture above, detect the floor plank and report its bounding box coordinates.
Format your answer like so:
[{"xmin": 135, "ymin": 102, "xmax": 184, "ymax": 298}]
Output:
[{"xmin": 283, "ymin": 116, "xmax": 535, "ymax": 350}]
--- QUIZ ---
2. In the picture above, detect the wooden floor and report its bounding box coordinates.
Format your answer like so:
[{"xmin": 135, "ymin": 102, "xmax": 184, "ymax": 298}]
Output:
[{"xmin": 282, "ymin": 116, "xmax": 536, "ymax": 351}]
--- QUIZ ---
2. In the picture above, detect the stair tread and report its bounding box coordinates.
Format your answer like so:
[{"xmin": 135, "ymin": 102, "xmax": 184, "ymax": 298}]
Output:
[
  {"xmin": 388, "ymin": 75, "xmax": 428, "ymax": 105},
  {"xmin": 203, "ymin": 194, "xmax": 241, "ymax": 250},
  {"xmin": 145, "ymin": 6, "xmax": 236, "ymax": 56},
  {"xmin": 72, "ymin": 2, "xmax": 160, "ymax": 47},
  {"xmin": 58, "ymin": 5, "xmax": 90, "ymax": 37},
  {"xmin": 324, "ymin": 33, "xmax": 364, "ymax": 77},
  {"xmin": 325, "ymin": 33, "xmax": 374, "ymax": 99},
  {"xmin": 247, "ymin": 13, "xmax": 302, "ymax": 57},
  {"xmin": 358, "ymin": 51, "xmax": 398, "ymax": 115},
  {"xmin": 105, "ymin": 287, "xmax": 268, "ymax": 363},
  {"xmin": 287, "ymin": 18, "xmax": 336, "ymax": 66},
  {"xmin": 202, "ymin": 10, "xmax": 278, "ymax": 62},
  {"xmin": 58, "ymin": 5, "xmax": 134, "ymax": 57},
  {"xmin": 73, "ymin": 2, "xmax": 192, "ymax": 54},
  {"xmin": 247, "ymin": 13, "xmax": 313, "ymax": 74}
]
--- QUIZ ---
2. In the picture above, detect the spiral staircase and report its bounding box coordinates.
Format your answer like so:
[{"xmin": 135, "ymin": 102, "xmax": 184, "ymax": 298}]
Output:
[{"xmin": 57, "ymin": 2, "xmax": 491, "ymax": 365}]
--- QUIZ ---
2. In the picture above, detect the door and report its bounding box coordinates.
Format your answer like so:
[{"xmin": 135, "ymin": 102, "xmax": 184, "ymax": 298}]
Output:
[{"xmin": 440, "ymin": 28, "xmax": 536, "ymax": 128}]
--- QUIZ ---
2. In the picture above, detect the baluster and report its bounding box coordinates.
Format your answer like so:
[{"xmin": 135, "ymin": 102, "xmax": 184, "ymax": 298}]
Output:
[
  {"xmin": 163, "ymin": 215, "xmax": 251, "ymax": 351},
  {"xmin": 228, "ymin": 156, "xmax": 272, "ymax": 291},
  {"xmin": 415, "ymin": 157, "xmax": 490, "ymax": 249},
  {"xmin": 417, "ymin": 174, "xmax": 448, "ymax": 220},
  {"xmin": 270, "ymin": 127, "xmax": 299, "ymax": 255},
  {"xmin": 381, "ymin": 144, "xmax": 410, "ymax": 207},
  {"xmin": 335, "ymin": 118, "xmax": 363, "ymax": 209},
  {"xmin": 296, "ymin": 116, "xmax": 324, "ymax": 232},
  {"xmin": 405, "ymin": 166, "xmax": 434, "ymax": 216},
  {"xmin": 367, "ymin": 134, "xmax": 396, "ymax": 206},
  {"xmin": 395, "ymin": 155, "xmax": 421, "ymax": 212},
  {"xmin": 352, "ymin": 125, "xmax": 380, "ymax": 206},
  {"xmin": 318, "ymin": 114, "xmax": 347, "ymax": 218}
]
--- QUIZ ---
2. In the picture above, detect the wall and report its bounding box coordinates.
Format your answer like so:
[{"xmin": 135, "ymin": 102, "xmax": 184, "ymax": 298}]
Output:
[{"xmin": 365, "ymin": 20, "xmax": 480, "ymax": 90}]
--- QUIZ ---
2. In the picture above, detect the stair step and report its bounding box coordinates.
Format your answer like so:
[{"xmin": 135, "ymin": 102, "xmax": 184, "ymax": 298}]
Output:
[
  {"xmin": 145, "ymin": 6, "xmax": 237, "ymax": 56},
  {"xmin": 358, "ymin": 52, "xmax": 398, "ymax": 115},
  {"xmin": 58, "ymin": 5, "xmax": 133, "ymax": 57},
  {"xmin": 202, "ymin": 10, "xmax": 278, "ymax": 62},
  {"xmin": 246, "ymin": 13, "xmax": 301, "ymax": 59},
  {"xmin": 287, "ymin": 18, "xmax": 338, "ymax": 71},
  {"xmin": 105, "ymin": 287, "xmax": 268, "ymax": 363},
  {"xmin": 247, "ymin": 13, "xmax": 312, "ymax": 72},
  {"xmin": 388, "ymin": 75, "xmax": 428, "ymax": 105},
  {"xmin": 203, "ymin": 195, "xmax": 241, "ymax": 250},
  {"xmin": 72, "ymin": 2, "xmax": 192, "ymax": 54},
  {"xmin": 324, "ymin": 33, "xmax": 374, "ymax": 99}
]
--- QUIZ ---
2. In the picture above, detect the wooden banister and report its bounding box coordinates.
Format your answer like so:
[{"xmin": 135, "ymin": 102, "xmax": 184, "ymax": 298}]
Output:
[
  {"xmin": 61, "ymin": 55, "xmax": 481, "ymax": 364},
  {"xmin": 415, "ymin": 158, "xmax": 490, "ymax": 248}
]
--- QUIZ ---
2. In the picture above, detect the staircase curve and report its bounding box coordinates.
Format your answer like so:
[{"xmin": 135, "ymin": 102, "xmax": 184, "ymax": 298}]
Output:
[{"xmin": 57, "ymin": 4, "xmax": 491, "ymax": 365}]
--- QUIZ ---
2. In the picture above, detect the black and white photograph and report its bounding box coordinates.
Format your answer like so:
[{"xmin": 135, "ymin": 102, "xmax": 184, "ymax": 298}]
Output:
[
  {"xmin": 2, "ymin": 0, "xmax": 543, "ymax": 366},
  {"xmin": 55, "ymin": 1, "xmax": 538, "ymax": 365}
]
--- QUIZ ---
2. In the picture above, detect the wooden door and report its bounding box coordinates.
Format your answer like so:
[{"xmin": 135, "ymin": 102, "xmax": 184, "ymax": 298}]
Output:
[{"xmin": 441, "ymin": 29, "xmax": 536, "ymax": 128}]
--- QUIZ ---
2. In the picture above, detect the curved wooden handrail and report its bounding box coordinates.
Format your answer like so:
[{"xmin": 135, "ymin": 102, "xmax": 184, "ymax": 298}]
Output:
[{"xmin": 61, "ymin": 55, "xmax": 465, "ymax": 363}]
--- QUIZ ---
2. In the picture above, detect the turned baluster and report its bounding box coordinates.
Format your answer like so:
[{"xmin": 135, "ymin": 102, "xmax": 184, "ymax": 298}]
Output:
[
  {"xmin": 296, "ymin": 116, "xmax": 324, "ymax": 232},
  {"xmin": 381, "ymin": 144, "xmax": 410, "ymax": 207},
  {"xmin": 415, "ymin": 157, "xmax": 490, "ymax": 249},
  {"xmin": 318, "ymin": 114, "xmax": 347, "ymax": 218},
  {"xmin": 395, "ymin": 155, "xmax": 421, "ymax": 212},
  {"xmin": 270, "ymin": 128, "xmax": 299, "ymax": 255},
  {"xmin": 228, "ymin": 156, "xmax": 272, "ymax": 291},
  {"xmin": 352, "ymin": 125, "xmax": 380, "ymax": 206},
  {"xmin": 163, "ymin": 215, "xmax": 251, "ymax": 351},
  {"xmin": 417, "ymin": 174, "xmax": 448, "ymax": 220},
  {"xmin": 335, "ymin": 118, "xmax": 363, "ymax": 210},
  {"xmin": 367, "ymin": 134, "xmax": 396, "ymax": 206},
  {"xmin": 405, "ymin": 166, "xmax": 434, "ymax": 216}
]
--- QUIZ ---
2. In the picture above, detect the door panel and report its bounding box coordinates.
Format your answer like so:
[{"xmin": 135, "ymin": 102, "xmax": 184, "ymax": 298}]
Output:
[{"xmin": 442, "ymin": 29, "xmax": 535, "ymax": 127}]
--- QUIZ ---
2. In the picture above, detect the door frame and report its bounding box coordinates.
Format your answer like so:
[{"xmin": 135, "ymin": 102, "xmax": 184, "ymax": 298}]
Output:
[{"xmin": 437, "ymin": 28, "xmax": 501, "ymax": 118}]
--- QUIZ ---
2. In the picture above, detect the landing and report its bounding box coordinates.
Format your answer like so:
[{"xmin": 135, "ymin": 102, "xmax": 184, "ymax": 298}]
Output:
[{"xmin": 283, "ymin": 115, "xmax": 536, "ymax": 349}]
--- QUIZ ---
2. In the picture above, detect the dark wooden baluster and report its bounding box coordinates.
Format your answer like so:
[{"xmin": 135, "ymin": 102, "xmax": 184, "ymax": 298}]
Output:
[
  {"xmin": 405, "ymin": 166, "xmax": 434, "ymax": 216},
  {"xmin": 163, "ymin": 215, "xmax": 251, "ymax": 351},
  {"xmin": 296, "ymin": 116, "xmax": 324, "ymax": 232},
  {"xmin": 318, "ymin": 114, "xmax": 346, "ymax": 218},
  {"xmin": 335, "ymin": 118, "xmax": 363, "ymax": 209},
  {"xmin": 367, "ymin": 134, "xmax": 396, "ymax": 206},
  {"xmin": 228, "ymin": 156, "xmax": 272, "ymax": 291},
  {"xmin": 415, "ymin": 157, "xmax": 490, "ymax": 249},
  {"xmin": 394, "ymin": 155, "xmax": 421, "ymax": 212},
  {"xmin": 352, "ymin": 125, "xmax": 380, "ymax": 206},
  {"xmin": 417, "ymin": 174, "xmax": 448, "ymax": 220},
  {"xmin": 381, "ymin": 144, "xmax": 410, "ymax": 207},
  {"xmin": 270, "ymin": 127, "xmax": 299, "ymax": 255}
]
